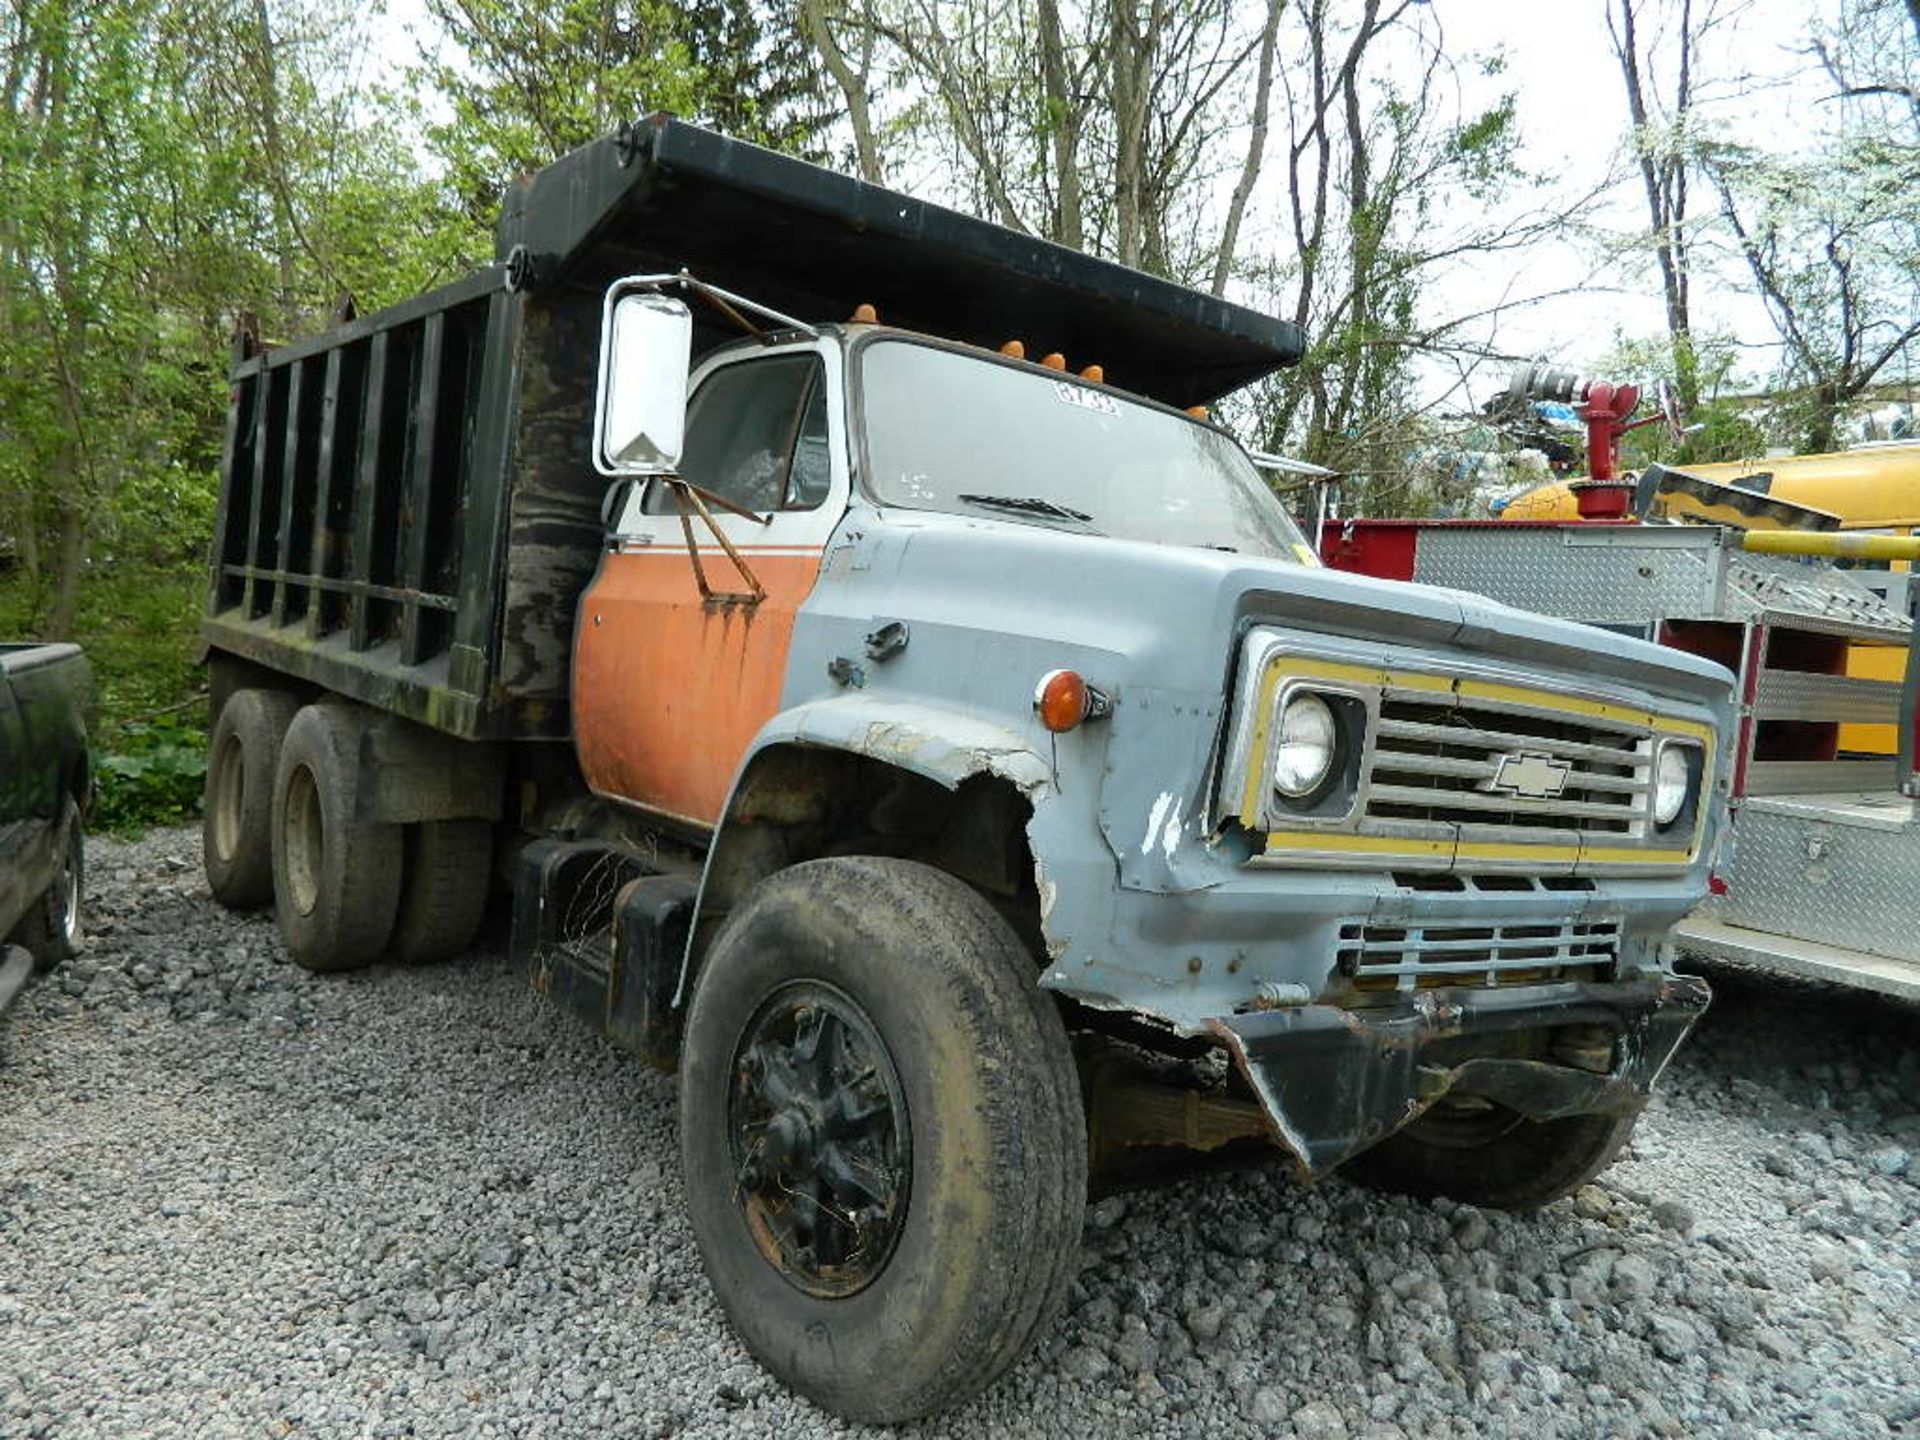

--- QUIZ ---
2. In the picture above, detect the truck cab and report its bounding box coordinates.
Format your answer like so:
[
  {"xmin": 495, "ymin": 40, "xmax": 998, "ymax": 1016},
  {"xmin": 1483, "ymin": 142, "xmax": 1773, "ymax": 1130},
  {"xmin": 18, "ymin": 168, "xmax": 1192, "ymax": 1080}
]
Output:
[{"xmin": 199, "ymin": 115, "xmax": 1732, "ymax": 1423}]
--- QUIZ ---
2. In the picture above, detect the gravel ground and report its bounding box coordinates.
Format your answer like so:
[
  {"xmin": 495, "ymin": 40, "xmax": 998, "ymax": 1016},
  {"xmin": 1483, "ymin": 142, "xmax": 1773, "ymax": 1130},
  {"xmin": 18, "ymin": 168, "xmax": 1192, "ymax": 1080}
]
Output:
[{"xmin": 3, "ymin": 826, "xmax": 1917, "ymax": 1439}]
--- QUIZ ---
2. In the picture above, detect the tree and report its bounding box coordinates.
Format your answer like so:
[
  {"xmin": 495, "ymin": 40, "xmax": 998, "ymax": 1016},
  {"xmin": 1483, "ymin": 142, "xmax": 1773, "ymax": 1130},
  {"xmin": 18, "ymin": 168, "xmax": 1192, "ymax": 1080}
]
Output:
[
  {"xmin": 1694, "ymin": 0, "xmax": 1920, "ymax": 452},
  {"xmin": 798, "ymin": 0, "xmax": 885, "ymax": 181},
  {"xmin": 1245, "ymin": 1, "xmax": 1567, "ymax": 501},
  {"xmin": 805, "ymin": 0, "xmax": 1287, "ymax": 288},
  {"xmin": 0, "ymin": 0, "xmax": 464, "ymax": 639},
  {"xmin": 418, "ymin": 0, "xmax": 834, "ymax": 242},
  {"xmin": 1811, "ymin": 0, "xmax": 1920, "ymax": 130},
  {"xmin": 1703, "ymin": 136, "xmax": 1920, "ymax": 452}
]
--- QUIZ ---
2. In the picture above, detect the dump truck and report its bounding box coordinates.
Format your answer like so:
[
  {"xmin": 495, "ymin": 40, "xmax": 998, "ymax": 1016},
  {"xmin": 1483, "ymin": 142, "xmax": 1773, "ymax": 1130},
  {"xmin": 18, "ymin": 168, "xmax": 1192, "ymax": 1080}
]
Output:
[{"xmin": 201, "ymin": 114, "xmax": 1731, "ymax": 1421}]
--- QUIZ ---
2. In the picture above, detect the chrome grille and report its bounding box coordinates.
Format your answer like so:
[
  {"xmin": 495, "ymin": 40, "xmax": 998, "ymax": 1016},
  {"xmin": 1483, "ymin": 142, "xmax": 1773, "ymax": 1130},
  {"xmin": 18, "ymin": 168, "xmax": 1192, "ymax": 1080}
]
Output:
[
  {"xmin": 1338, "ymin": 915, "xmax": 1622, "ymax": 992},
  {"xmin": 1362, "ymin": 692, "xmax": 1650, "ymax": 842}
]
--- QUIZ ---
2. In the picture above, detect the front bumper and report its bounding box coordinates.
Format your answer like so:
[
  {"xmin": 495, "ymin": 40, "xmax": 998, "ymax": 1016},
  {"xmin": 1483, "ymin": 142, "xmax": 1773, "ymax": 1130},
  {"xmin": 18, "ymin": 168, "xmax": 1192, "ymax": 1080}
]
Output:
[{"xmin": 1206, "ymin": 973, "xmax": 1711, "ymax": 1178}]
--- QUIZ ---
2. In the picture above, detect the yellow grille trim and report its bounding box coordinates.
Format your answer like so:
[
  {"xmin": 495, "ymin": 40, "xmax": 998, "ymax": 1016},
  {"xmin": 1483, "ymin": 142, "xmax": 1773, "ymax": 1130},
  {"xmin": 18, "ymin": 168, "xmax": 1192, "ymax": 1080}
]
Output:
[{"xmin": 1244, "ymin": 656, "xmax": 1716, "ymax": 870}]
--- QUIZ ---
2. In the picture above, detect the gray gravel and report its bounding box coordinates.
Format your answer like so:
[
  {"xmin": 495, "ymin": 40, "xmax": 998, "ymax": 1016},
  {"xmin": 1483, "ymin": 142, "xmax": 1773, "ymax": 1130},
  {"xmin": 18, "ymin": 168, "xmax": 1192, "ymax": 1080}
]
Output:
[{"xmin": 3, "ymin": 826, "xmax": 1918, "ymax": 1438}]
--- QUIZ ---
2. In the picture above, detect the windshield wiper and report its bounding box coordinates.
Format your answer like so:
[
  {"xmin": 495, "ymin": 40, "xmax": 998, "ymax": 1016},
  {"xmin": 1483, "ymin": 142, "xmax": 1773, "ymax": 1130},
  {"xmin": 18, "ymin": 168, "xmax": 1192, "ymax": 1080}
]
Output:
[{"xmin": 957, "ymin": 493, "xmax": 1098, "ymax": 527}]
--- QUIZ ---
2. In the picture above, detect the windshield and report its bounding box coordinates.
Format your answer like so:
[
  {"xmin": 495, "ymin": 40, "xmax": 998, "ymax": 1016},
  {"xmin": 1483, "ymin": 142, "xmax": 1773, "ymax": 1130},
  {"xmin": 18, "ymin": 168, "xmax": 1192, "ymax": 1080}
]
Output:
[{"xmin": 857, "ymin": 338, "xmax": 1312, "ymax": 560}]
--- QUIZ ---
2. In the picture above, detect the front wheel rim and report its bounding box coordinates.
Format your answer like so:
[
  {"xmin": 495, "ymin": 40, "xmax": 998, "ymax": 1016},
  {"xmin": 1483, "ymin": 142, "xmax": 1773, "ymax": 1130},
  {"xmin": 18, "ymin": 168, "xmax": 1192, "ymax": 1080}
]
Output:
[{"xmin": 727, "ymin": 980, "xmax": 911, "ymax": 1298}]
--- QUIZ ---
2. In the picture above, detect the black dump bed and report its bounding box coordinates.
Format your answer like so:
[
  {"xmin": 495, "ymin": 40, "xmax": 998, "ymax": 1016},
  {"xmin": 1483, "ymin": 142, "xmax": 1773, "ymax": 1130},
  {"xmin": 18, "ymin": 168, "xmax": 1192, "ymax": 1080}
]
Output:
[{"xmin": 205, "ymin": 114, "xmax": 1305, "ymax": 742}]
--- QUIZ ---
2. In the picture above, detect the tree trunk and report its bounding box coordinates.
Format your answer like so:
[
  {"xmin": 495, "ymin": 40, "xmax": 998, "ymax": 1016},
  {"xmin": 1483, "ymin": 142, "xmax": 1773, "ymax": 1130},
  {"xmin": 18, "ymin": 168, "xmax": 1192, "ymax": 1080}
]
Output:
[
  {"xmin": 801, "ymin": 0, "xmax": 883, "ymax": 182},
  {"xmin": 44, "ymin": 489, "xmax": 89, "ymax": 641},
  {"xmin": 1036, "ymin": 0, "xmax": 1082, "ymax": 249}
]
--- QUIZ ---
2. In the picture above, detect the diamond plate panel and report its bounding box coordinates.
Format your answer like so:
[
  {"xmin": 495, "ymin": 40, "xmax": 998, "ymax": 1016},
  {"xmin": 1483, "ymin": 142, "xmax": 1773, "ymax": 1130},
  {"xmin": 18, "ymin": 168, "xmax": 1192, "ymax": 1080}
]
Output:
[
  {"xmin": 1408, "ymin": 525, "xmax": 1913, "ymax": 639},
  {"xmin": 1719, "ymin": 800, "xmax": 1920, "ymax": 962},
  {"xmin": 1752, "ymin": 668, "xmax": 1905, "ymax": 724},
  {"xmin": 1723, "ymin": 552, "xmax": 1910, "ymax": 636},
  {"xmin": 1411, "ymin": 529, "xmax": 1715, "ymax": 624}
]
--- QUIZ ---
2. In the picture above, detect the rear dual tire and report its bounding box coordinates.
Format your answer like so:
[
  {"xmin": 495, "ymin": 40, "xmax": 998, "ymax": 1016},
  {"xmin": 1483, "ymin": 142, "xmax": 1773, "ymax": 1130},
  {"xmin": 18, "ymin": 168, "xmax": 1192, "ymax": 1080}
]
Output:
[
  {"xmin": 271, "ymin": 704, "xmax": 404, "ymax": 972},
  {"xmin": 204, "ymin": 687, "xmax": 300, "ymax": 909},
  {"xmin": 205, "ymin": 692, "xmax": 492, "ymax": 969}
]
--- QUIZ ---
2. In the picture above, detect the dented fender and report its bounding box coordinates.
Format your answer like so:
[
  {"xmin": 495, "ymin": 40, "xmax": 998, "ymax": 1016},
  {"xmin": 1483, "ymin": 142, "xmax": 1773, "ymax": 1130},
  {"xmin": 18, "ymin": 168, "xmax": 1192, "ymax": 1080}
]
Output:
[
  {"xmin": 759, "ymin": 694, "xmax": 1054, "ymax": 795},
  {"xmin": 675, "ymin": 695, "xmax": 1093, "ymax": 1007}
]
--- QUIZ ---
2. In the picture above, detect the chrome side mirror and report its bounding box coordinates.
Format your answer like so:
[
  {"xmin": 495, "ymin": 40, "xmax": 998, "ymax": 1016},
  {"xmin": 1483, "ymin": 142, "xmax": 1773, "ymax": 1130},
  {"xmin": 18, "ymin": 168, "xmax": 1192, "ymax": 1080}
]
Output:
[{"xmin": 593, "ymin": 290, "xmax": 692, "ymax": 476}]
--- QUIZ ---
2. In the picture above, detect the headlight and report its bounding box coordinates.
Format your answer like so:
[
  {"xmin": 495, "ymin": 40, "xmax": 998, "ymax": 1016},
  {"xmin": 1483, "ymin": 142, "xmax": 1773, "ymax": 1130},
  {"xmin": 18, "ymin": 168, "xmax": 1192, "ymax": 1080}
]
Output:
[
  {"xmin": 1273, "ymin": 692, "xmax": 1339, "ymax": 800},
  {"xmin": 1653, "ymin": 744, "xmax": 1693, "ymax": 827}
]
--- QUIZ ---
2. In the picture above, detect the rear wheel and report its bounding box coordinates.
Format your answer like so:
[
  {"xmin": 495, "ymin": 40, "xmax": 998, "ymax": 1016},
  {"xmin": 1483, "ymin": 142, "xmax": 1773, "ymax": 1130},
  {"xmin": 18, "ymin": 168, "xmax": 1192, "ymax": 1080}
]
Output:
[
  {"xmin": 679, "ymin": 857, "xmax": 1086, "ymax": 1423},
  {"xmin": 13, "ymin": 798, "xmax": 83, "ymax": 970},
  {"xmin": 271, "ymin": 704, "xmax": 403, "ymax": 972},
  {"xmin": 204, "ymin": 687, "xmax": 300, "ymax": 908},
  {"xmin": 1341, "ymin": 1098, "xmax": 1639, "ymax": 1211},
  {"xmin": 387, "ymin": 819, "xmax": 493, "ymax": 964}
]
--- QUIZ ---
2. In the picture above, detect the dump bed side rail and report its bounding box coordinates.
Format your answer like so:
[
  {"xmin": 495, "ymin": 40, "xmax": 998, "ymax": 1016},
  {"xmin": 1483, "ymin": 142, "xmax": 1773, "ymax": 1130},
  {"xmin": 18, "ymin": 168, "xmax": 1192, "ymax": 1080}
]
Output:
[{"xmin": 205, "ymin": 267, "xmax": 527, "ymax": 740}]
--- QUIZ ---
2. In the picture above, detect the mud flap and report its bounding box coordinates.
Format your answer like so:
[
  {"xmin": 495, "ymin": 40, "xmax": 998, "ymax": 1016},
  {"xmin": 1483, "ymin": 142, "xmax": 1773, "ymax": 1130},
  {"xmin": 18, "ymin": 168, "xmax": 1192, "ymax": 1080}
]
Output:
[{"xmin": 1206, "ymin": 974, "xmax": 1712, "ymax": 1179}]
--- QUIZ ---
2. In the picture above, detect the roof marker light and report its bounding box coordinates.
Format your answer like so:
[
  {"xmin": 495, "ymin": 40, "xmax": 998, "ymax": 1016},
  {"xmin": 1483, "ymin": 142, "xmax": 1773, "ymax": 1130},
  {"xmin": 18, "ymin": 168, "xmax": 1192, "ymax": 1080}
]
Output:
[
  {"xmin": 1041, "ymin": 352, "xmax": 1067, "ymax": 371},
  {"xmin": 850, "ymin": 303, "xmax": 879, "ymax": 324},
  {"xmin": 1079, "ymin": 364, "xmax": 1105, "ymax": 383},
  {"xmin": 999, "ymin": 340, "xmax": 1026, "ymax": 358}
]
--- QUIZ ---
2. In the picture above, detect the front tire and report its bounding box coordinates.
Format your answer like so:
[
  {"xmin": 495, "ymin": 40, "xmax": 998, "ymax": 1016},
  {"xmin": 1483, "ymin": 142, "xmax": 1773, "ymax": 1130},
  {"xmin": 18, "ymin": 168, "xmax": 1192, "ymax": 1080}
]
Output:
[
  {"xmin": 1341, "ymin": 1099, "xmax": 1639, "ymax": 1211},
  {"xmin": 271, "ymin": 704, "xmax": 403, "ymax": 972},
  {"xmin": 679, "ymin": 857, "xmax": 1086, "ymax": 1423}
]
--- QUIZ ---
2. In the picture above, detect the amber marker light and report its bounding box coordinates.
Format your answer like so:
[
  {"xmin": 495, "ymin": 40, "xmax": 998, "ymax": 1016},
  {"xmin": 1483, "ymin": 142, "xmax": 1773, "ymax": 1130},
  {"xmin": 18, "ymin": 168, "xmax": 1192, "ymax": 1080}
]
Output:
[
  {"xmin": 1041, "ymin": 352, "xmax": 1067, "ymax": 371},
  {"xmin": 850, "ymin": 302, "xmax": 879, "ymax": 323},
  {"xmin": 999, "ymin": 339, "xmax": 1026, "ymax": 358},
  {"xmin": 1034, "ymin": 670, "xmax": 1113, "ymax": 732},
  {"xmin": 1035, "ymin": 670, "xmax": 1089, "ymax": 732},
  {"xmin": 1079, "ymin": 364, "xmax": 1105, "ymax": 383}
]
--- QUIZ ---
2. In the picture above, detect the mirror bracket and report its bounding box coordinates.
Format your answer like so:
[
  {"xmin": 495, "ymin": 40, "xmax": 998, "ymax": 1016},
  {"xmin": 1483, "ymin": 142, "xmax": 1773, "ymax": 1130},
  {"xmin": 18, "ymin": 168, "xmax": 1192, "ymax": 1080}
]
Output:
[{"xmin": 668, "ymin": 480, "xmax": 767, "ymax": 605}]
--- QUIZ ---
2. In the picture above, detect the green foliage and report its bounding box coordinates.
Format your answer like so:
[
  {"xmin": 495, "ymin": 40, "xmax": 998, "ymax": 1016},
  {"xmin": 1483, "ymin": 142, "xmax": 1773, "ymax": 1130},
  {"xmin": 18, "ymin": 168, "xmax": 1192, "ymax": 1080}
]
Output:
[
  {"xmin": 0, "ymin": 0, "xmax": 474, "ymax": 648},
  {"xmin": 1595, "ymin": 330, "xmax": 1768, "ymax": 469},
  {"xmin": 0, "ymin": 558, "xmax": 208, "ymax": 833},
  {"xmin": 92, "ymin": 716, "xmax": 208, "ymax": 833},
  {"xmin": 418, "ymin": 0, "xmax": 831, "ymax": 236}
]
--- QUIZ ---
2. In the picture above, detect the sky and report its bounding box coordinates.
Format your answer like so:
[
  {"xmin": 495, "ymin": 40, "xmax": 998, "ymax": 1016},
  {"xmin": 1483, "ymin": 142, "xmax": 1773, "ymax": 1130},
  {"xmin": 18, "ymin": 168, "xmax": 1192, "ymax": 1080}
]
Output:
[
  {"xmin": 1427, "ymin": 0, "xmax": 1820, "ymax": 395},
  {"xmin": 367, "ymin": 0, "xmax": 1851, "ymax": 412}
]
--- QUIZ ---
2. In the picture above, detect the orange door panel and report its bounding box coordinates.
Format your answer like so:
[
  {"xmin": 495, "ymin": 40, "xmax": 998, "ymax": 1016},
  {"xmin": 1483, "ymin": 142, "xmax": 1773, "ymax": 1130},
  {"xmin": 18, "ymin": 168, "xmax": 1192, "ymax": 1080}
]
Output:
[{"xmin": 574, "ymin": 545, "xmax": 825, "ymax": 826}]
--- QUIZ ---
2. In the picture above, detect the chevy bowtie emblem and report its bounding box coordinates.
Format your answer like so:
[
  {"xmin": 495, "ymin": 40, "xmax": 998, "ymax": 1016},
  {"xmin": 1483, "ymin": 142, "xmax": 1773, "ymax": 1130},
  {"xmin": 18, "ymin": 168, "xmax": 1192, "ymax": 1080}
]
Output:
[{"xmin": 1486, "ymin": 750, "xmax": 1572, "ymax": 800}]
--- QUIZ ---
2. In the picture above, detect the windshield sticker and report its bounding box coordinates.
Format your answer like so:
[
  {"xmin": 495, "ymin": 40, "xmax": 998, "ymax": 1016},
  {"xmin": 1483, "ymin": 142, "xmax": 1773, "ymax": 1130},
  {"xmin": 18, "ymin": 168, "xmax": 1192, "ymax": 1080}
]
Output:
[{"xmin": 1052, "ymin": 381, "xmax": 1121, "ymax": 417}]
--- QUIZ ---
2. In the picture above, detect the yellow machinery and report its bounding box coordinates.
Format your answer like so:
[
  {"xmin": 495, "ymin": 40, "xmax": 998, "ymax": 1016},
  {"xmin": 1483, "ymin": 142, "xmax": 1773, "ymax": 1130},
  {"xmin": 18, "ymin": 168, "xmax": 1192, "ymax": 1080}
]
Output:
[{"xmin": 1501, "ymin": 441, "xmax": 1920, "ymax": 528}]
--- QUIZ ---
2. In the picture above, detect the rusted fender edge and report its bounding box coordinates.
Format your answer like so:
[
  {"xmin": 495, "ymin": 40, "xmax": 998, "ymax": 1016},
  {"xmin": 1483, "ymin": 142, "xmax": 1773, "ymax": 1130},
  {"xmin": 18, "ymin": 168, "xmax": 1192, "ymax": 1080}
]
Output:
[
  {"xmin": 672, "ymin": 698, "xmax": 1057, "ymax": 1012},
  {"xmin": 1207, "ymin": 974, "xmax": 1713, "ymax": 1181},
  {"xmin": 767, "ymin": 696, "xmax": 1053, "ymax": 796}
]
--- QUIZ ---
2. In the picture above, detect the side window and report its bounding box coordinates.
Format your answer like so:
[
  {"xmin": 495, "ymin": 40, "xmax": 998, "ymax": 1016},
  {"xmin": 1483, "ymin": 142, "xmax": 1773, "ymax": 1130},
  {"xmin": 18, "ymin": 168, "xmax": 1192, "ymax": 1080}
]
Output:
[
  {"xmin": 645, "ymin": 354, "xmax": 828, "ymax": 516},
  {"xmin": 786, "ymin": 373, "xmax": 831, "ymax": 509}
]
